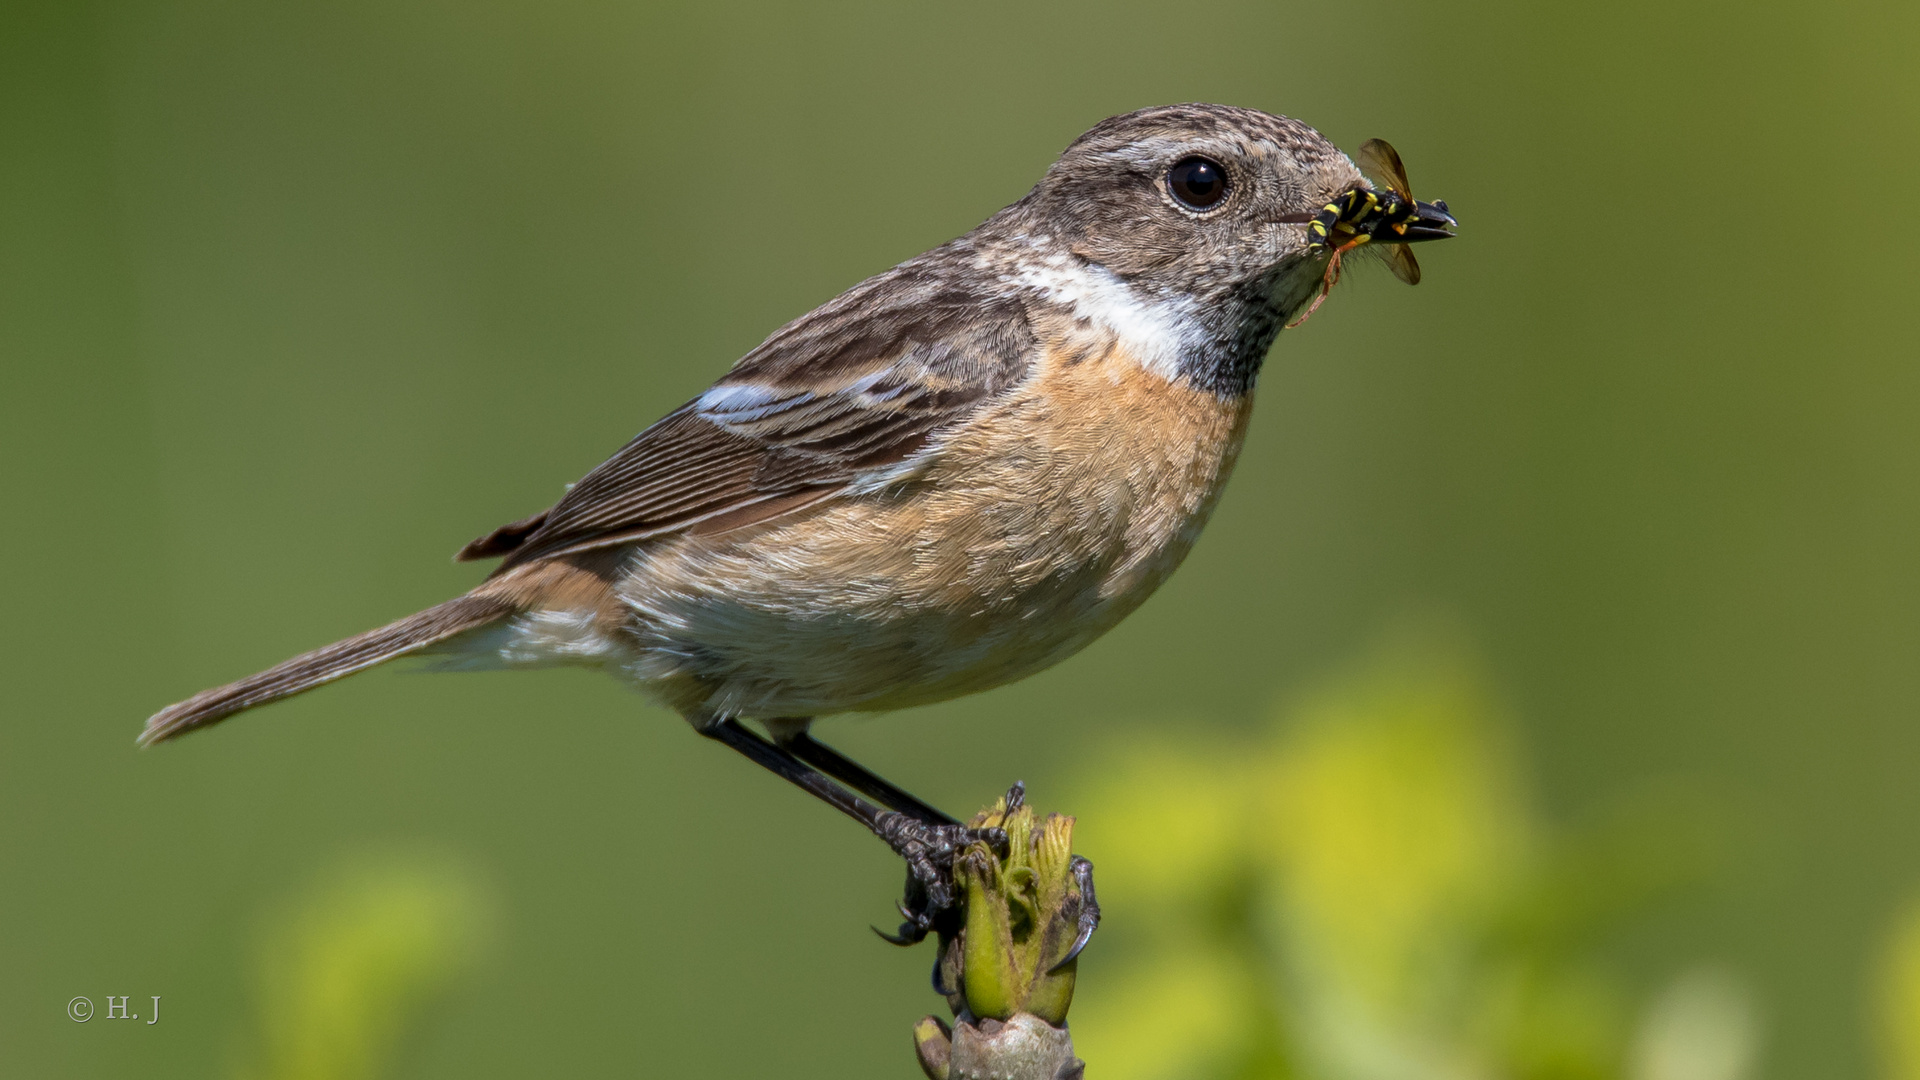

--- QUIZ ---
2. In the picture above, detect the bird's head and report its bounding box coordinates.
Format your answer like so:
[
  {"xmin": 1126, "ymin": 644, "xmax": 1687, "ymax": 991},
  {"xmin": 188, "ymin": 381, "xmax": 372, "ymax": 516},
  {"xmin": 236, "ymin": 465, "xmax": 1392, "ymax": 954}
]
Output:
[{"xmin": 1008, "ymin": 104, "xmax": 1456, "ymax": 381}]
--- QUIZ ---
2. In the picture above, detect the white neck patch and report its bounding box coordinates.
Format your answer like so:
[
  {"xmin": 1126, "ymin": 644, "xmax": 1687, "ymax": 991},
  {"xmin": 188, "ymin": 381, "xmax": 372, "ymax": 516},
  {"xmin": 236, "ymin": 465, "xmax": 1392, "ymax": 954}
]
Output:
[{"xmin": 1009, "ymin": 255, "xmax": 1201, "ymax": 383}]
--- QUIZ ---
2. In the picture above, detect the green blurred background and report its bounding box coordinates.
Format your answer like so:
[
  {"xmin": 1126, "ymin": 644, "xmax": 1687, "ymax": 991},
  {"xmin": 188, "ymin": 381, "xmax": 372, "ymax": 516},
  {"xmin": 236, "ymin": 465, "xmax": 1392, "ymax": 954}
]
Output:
[{"xmin": 5, "ymin": 0, "xmax": 1919, "ymax": 1076}]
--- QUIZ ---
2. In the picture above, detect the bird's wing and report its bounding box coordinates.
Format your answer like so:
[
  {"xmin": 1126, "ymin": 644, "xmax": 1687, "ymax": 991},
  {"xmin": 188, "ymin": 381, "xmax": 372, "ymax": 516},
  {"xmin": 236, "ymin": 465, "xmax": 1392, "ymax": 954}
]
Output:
[{"xmin": 460, "ymin": 256, "xmax": 1037, "ymax": 570}]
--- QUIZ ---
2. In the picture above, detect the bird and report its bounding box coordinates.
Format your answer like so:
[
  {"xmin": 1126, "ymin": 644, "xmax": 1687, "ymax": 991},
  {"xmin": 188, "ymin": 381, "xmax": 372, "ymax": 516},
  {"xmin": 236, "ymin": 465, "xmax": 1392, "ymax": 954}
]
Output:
[{"xmin": 141, "ymin": 103, "xmax": 1455, "ymax": 948}]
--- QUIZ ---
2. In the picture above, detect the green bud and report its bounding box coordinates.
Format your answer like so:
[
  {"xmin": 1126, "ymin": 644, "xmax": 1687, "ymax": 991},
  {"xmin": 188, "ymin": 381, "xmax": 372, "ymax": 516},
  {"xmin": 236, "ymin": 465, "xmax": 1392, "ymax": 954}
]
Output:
[{"xmin": 949, "ymin": 794, "xmax": 1088, "ymax": 1026}]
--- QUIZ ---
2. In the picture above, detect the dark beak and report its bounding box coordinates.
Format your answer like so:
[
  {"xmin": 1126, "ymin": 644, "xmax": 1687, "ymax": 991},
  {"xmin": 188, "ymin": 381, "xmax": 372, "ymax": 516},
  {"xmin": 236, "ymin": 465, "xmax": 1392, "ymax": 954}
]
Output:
[{"xmin": 1398, "ymin": 199, "xmax": 1457, "ymax": 243}]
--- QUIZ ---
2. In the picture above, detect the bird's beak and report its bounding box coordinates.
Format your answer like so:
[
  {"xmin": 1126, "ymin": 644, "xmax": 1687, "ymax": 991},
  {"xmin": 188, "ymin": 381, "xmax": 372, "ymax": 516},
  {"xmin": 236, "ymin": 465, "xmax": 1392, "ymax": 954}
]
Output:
[{"xmin": 1396, "ymin": 199, "xmax": 1458, "ymax": 243}]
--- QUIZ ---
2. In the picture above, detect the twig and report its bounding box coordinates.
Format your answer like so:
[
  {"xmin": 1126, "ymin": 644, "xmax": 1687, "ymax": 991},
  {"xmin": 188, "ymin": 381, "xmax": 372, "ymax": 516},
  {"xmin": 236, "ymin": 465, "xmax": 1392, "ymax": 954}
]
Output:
[{"xmin": 906, "ymin": 792, "xmax": 1095, "ymax": 1079}]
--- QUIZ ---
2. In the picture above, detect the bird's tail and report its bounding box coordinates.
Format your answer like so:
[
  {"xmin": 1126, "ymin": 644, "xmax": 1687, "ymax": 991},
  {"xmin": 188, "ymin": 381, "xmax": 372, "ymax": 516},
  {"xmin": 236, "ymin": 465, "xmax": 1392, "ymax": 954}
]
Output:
[{"xmin": 139, "ymin": 594, "xmax": 517, "ymax": 746}]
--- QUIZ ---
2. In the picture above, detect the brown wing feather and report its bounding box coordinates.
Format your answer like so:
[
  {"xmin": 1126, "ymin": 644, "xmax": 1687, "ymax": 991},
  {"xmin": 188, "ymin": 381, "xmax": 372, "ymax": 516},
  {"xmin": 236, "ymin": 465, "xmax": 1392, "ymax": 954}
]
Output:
[
  {"xmin": 456, "ymin": 511, "xmax": 549, "ymax": 561},
  {"xmin": 465, "ymin": 244, "xmax": 1038, "ymax": 570}
]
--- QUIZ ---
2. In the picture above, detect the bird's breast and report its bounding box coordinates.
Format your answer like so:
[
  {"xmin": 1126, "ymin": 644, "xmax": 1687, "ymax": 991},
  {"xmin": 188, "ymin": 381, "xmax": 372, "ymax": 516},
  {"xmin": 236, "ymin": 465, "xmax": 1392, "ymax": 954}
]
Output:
[
  {"xmin": 921, "ymin": 328, "xmax": 1254, "ymax": 610},
  {"xmin": 610, "ymin": 327, "xmax": 1254, "ymax": 718}
]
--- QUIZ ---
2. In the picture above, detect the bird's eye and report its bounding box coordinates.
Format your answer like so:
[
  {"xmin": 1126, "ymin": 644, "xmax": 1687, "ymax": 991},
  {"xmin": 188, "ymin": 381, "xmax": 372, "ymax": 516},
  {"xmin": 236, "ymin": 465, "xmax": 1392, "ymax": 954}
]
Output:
[{"xmin": 1167, "ymin": 156, "xmax": 1229, "ymax": 210}]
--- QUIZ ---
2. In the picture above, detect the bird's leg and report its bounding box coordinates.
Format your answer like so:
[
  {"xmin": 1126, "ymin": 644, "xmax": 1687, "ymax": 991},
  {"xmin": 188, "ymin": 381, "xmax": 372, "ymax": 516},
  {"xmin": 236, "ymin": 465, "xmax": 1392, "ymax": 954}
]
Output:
[
  {"xmin": 768, "ymin": 721, "xmax": 959, "ymax": 826},
  {"xmin": 696, "ymin": 717, "xmax": 999, "ymax": 938}
]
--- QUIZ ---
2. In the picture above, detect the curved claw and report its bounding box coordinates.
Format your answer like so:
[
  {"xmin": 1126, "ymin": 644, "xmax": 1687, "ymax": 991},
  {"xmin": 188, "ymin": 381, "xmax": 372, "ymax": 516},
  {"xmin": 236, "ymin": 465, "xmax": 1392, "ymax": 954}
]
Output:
[
  {"xmin": 873, "ymin": 920, "xmax": 927, "ymax": 946},
  {"xmin": 873, "ymin": 898, "xmax": 935, "ymax": 947},
  {"xmin": 1046, "ymin": 855, "xmax": 1103, "ymax": 974},
  {"xmin": 1047, "ymin": 918, "xmax": 1096, "ymax": 974}
]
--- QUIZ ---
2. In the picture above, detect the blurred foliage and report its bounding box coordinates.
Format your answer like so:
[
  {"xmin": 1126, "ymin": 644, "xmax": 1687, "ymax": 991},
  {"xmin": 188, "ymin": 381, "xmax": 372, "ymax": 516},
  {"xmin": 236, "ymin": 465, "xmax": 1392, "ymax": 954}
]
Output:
[
  {"xmin": 1876, "ymin": 899, "xmax": 1920, "ymax": 1080},
  {"xmin": 1628, "ymin": 970, "xmax": 1758, "ymax": 1080},
  {"xmin": 238, "ymin": 854, "xmax": 491, "ymax": 1080},
  {"xmin": 1069, "ymin": 632, "xmax": 1750, "ymax": 1080}
]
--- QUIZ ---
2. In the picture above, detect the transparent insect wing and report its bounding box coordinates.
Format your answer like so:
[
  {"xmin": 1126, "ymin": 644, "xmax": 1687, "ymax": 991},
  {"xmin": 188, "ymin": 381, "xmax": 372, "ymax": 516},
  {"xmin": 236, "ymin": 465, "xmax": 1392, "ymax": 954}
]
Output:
[
  {"xmin": 1356, "ymin": 138, "xmax": 1413, "ymax": 200},
  {"xmin": 1383, "ymin": 243, "xmax": 1421, "ymax": 286}
]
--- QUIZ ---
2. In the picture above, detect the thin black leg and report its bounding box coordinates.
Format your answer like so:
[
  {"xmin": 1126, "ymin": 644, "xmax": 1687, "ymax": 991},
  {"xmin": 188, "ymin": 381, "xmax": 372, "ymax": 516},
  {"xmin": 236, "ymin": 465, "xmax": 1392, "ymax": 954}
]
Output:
[
  {"xmin": 697, "ymin": 717, "xmax": 980, "ymax": 923},
  {"xmin": 697, "ymin": 717, "xmax": 888, "ymax": 830},
  {"xmin": 774, "ymin": 726, "xmax": 959, "ymax": 826},
  {"xmin": 700, "ymin": 718, "xmax": 1103, "ymax": 964}
]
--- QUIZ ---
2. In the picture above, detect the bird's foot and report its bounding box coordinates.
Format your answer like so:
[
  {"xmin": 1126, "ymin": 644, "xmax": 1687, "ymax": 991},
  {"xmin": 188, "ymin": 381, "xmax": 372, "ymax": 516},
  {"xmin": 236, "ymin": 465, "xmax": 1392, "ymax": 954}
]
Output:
[
  {"xmin": 1049, "ymin": 854, "xmax": 1102, "ymax": 973},
  {"xmin": 874, "ymin": 783, "xmax": 1024, "ymax": 946}
]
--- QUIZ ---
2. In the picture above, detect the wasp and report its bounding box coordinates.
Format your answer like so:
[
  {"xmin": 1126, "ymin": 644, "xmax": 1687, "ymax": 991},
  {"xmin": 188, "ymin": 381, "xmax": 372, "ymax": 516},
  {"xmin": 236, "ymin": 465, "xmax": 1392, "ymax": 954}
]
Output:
[{"xmin": 1288, "ymin": 138, "xmax": 1457, "ymax": 327}]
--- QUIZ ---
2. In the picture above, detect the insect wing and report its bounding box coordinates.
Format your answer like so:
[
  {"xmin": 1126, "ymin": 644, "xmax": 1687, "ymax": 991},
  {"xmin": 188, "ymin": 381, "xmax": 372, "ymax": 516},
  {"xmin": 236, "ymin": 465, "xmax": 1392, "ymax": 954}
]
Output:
[
  {"xmin": 1384, "ymin": 243, "xmax": 1422, "ymax": 286},
  {"xmin": 1356, "ymin": 138, "xmax": 1413, "ymax": 200}
]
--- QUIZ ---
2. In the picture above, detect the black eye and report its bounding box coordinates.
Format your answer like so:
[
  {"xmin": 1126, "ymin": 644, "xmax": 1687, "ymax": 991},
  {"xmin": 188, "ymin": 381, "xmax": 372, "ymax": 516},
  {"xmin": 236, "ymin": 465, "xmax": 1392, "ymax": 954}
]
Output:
[{"xmin": 1167, "ymin": 156, "xmax": 1229, "ymax": 210}]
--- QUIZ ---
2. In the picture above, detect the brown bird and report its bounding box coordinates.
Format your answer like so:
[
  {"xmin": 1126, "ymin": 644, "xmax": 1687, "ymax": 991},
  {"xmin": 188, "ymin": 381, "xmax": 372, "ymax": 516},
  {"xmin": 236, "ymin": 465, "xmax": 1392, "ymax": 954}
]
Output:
[{"xmin": 142, "ymin": 103, "xmax": 1454, "ymax": 949}]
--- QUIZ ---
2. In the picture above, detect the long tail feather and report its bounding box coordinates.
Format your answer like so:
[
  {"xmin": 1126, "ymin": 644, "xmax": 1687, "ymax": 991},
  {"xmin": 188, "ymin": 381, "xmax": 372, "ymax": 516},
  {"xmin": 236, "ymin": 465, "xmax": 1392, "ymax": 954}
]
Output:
[{"xmin": 140, "ymin": 594, "xmax": 516, "ymax": 746}]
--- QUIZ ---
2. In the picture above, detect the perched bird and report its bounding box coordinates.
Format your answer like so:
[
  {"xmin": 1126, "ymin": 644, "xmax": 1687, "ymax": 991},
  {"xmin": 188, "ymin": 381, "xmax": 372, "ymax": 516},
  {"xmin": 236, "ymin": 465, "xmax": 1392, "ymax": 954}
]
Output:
[{"xmin": 142, "ymin": 103, "xmax": 1454, "ymax": 946}]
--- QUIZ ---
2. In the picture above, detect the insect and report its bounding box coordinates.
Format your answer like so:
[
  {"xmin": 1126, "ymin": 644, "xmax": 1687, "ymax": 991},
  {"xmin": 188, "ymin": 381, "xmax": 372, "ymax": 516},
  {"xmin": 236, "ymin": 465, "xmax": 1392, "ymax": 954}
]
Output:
[{"xmin": 1288, "ymin": 138, "xmax": 1456, "ymax": 327}]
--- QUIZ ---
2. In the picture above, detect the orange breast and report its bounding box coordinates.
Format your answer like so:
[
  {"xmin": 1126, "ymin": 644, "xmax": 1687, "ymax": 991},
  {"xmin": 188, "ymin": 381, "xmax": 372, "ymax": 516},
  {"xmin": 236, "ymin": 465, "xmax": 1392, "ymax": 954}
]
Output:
[{"xmin": 597, "ymin": 321, "xmax": 1255, "ymax": 719}]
